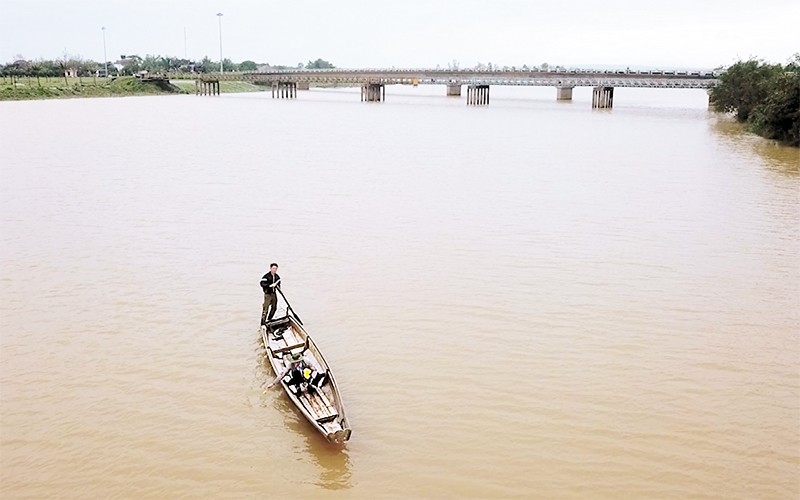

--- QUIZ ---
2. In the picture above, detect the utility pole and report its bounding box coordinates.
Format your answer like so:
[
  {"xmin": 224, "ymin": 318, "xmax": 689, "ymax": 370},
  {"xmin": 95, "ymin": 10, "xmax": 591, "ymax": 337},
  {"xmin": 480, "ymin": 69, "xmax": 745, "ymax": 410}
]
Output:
[
  {"xmin": 216, "ymin": 13, "xmax": 223, "ymax": 72},
  {"xmin": 101, "ymin": 26, "xmax": 108, "ymax": 76}
]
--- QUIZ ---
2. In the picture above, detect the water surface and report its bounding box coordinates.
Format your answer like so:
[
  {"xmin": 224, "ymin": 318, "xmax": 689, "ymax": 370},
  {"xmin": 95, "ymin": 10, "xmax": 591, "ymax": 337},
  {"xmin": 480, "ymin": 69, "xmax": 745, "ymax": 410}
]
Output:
[{"xmin": 1, "ymin": 85, "xmax": 798, "ymax": 498}]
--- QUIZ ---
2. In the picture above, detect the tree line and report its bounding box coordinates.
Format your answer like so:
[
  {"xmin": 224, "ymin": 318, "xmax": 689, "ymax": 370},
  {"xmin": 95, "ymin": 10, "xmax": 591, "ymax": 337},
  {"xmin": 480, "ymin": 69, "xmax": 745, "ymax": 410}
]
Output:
[
  {"xmin": 0, "ymin": 55, "xmax": 336, "ymax": 78},
  {"xmin": 709, "ymin": 55, "xmax": 799, "ymax": 147}
]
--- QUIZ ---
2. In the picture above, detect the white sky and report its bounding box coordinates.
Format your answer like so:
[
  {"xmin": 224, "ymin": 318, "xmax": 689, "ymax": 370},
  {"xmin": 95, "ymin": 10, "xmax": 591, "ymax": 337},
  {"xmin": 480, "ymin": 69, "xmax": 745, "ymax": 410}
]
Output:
[{"xmin": 1, "ymin": 0, "xmax": 797, "ymax": 69}]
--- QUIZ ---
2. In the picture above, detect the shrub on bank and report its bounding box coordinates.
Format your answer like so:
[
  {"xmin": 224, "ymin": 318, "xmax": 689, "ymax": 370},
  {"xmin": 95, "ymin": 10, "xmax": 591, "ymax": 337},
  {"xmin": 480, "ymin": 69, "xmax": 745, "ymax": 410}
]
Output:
[{"xmin": 710, "ymin": 55, "xmax": 800, "ymax": 147}]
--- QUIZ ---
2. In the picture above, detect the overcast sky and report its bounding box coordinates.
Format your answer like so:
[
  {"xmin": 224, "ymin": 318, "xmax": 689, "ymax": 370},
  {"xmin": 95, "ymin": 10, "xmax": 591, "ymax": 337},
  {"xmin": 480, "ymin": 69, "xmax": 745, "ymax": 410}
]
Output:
[{"xmin": 1, "ymin": 0, "xmax": 797, "ymax": 69}]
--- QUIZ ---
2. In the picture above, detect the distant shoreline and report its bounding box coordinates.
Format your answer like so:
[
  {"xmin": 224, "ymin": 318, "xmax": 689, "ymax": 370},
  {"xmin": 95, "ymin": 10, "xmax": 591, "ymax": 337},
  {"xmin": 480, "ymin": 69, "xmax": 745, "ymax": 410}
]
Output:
[
  {"xmin": 0, "ymin": 76, "xmax": 278, "ymax": 101},
  {"xmin": 0, "ymin": 76, "xmax": 188, "ymax": 101},
  {"xmin": 0, "ymin": 76, "xmax": 362, "ymax": 101}
]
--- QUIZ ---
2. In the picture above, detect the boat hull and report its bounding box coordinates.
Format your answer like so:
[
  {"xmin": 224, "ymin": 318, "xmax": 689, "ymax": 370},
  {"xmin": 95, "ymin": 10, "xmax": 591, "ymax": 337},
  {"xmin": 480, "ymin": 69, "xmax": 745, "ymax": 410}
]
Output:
[{"xmin": 262, "ymin": 315, "xmax": 351, "ymax": 443}]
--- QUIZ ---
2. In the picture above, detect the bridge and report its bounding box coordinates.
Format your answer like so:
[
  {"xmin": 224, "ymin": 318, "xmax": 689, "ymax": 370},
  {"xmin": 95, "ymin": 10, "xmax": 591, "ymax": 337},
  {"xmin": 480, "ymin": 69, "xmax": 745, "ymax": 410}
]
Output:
[{"xmin": 192, "ymin": 68, "xmax": 718, "ymax": 108}]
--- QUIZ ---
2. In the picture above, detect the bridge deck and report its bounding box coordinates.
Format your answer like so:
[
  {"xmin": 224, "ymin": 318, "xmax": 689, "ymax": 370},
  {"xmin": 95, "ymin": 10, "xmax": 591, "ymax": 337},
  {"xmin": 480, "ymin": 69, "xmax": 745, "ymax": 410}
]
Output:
[{"xmin": 189, "ymin": 68, "xmax": 717, "ymax": 89}]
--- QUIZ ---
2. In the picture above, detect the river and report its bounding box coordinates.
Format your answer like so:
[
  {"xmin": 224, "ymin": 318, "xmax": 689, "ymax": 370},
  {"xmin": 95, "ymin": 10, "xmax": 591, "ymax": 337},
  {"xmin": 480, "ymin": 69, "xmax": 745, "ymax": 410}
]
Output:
[{"xmin": 1, "ymin": 85, "xmax": 798, "ymax": 499}]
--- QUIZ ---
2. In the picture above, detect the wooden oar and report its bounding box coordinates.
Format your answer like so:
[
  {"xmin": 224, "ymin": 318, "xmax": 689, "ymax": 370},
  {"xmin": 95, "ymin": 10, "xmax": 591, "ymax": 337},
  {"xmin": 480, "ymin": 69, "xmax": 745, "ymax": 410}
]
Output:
[{"xmin": 276, "ymin": 287, "xmax": 303, "ymax": 325}]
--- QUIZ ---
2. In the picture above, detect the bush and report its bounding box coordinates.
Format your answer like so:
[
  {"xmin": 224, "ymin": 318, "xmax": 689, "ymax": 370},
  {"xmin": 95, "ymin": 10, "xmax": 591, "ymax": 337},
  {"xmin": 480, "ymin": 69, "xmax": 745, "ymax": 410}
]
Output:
[{"xmin": 710, "ymin": 56, "xmax": 800, "ymax": 146}]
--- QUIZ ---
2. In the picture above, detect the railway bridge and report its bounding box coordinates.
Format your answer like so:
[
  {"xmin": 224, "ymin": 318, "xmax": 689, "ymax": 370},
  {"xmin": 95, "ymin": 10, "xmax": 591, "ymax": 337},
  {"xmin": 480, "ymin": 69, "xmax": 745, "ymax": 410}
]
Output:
[{"xmin": 192, "ymin": 68, "xmax": 718, "ymax": 108}]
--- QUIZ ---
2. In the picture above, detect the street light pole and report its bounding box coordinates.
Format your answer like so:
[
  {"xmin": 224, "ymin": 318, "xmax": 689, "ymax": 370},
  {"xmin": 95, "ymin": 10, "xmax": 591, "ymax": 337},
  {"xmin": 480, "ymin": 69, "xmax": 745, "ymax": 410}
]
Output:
[
  {"xmin": 101, "ymin": 26, "xmax": 108, "ymax": 76},
  {"xmin": 216, "ymin": 13, "xmax": 223, "ymax": 73}
]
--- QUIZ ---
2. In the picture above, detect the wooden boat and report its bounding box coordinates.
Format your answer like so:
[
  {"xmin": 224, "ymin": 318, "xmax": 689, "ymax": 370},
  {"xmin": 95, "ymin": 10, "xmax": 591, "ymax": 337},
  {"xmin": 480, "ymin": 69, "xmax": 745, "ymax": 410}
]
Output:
[{"xmin": 262, "ymin": 315, "xmax": 352, "ymax": 444}]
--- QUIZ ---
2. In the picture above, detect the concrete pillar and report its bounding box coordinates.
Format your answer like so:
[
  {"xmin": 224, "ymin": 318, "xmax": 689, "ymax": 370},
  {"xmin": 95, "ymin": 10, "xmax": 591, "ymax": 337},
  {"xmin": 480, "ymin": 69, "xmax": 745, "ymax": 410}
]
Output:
[
  {"xmin": 592, "ymin": 86, "xmax": 614, "ymax": 108},
  {"xmin": 280, "ymin": 82, "xmax": 295, "ymax": 98},
  {"xmin": 467, "ymin": 85, "xmax": 489, "ymax": 106},
  {"xmin": 556, "ymin": 86, "xmax": 573, "ymax": 101},
  {"xmin": 447, "ymin": 84, "xmax": 461, "ymax": 96},
  {"xmin": 361, "ymin": 83, "xmax": 384, "ymax": 102},
  {"xmin": 272, "ymin": 82, "xmax": 297, "ymax": 99}
]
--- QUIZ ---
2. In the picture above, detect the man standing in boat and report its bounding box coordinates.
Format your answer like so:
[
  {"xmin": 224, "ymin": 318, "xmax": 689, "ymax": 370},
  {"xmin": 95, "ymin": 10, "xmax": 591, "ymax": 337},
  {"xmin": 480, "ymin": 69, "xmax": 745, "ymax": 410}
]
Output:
[{"xmin": 260, "ymin": 262, "xmax": 281, "ymax": 325}]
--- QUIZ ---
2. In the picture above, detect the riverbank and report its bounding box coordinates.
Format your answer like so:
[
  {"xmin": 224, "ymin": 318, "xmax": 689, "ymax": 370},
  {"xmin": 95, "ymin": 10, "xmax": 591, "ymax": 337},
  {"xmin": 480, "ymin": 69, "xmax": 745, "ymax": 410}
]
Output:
[
  {"xmin": 0, "ymin": 76, "xmax": 360, "ymax": 101},
  {"xmin": 0, "ymin": 76, "xmax": 272, "ymax": 101},
  {"xmin": 169, "ymin": 79, "xmax": 265, "ymax": 94},
  {"xmin": 0, "ymin": 76, "xmax": 187, "ymax": 101}
]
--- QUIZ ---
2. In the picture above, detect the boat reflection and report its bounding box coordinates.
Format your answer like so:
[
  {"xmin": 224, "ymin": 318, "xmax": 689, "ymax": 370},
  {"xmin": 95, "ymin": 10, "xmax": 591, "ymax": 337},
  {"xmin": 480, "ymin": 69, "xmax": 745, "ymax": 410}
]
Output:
[{"xmin": 274, "ymin": 396, "xmax": 353, "ymax": 490}]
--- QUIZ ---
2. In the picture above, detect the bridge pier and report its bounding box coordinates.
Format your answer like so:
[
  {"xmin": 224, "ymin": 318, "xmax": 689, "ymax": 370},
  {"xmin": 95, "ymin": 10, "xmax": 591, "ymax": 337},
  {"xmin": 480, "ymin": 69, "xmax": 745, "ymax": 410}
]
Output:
[
  {"xmin": 195, "ymin": 80, "xmax": 220, "ymax": 96},
  {"xmin": 556, "ymin": 86, "xmax": 574, "ymax": 101},
  {"xmin": 446, "ymin": 84, "xmax": 462, "ymax": 96},
  {"xmin": 592, "ymin": 86, "xmax": 614, "ymax": 108},
  {"xmin": 361, "ymin": 83, "xmax": 385, "ymax": 102},
  {"xmin": 466, "ymin": 85, "xmax": 489, "ymax": 105},
  {"xmin": 272, "ymin": 82, "xmax": 297, "ymax": 99}
]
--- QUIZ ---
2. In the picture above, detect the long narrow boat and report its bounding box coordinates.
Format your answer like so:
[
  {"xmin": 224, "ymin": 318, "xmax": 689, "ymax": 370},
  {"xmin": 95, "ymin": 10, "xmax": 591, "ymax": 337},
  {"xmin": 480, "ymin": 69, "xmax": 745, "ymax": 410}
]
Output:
[{"xmin": 261, "ymin": 314, "xmax": 352, "ymax": 443}]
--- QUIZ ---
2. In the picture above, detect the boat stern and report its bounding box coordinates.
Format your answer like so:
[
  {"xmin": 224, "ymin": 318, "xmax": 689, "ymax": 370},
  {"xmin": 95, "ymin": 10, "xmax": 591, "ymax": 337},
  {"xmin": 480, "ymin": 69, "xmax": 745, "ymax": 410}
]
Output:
[{"xmin": 328, "ymin": 428, "xmax": 352, "ymax": 444}]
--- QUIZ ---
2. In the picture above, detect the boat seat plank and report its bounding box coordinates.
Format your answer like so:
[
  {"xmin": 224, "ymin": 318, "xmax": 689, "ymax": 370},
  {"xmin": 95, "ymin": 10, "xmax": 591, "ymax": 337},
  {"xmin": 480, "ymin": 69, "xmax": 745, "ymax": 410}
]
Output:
[
  {"xmin": 316, "ymin": 389, "xmax": 337, "ymax": 415},
  {"xmin": 299, "ymin": 393, "xmax": 339, "ymax": 423},
  {"xmin": 272, "ymin": 341, "xmax": 306, "ymax": 355}
]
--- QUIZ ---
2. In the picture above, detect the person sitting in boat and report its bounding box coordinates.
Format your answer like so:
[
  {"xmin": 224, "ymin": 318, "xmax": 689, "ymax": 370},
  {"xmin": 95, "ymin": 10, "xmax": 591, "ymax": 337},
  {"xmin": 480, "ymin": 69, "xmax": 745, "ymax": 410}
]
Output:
[
  {"xmin": 294, "ymin": 363, "xmax": 327, "ymax": 393},
  {"xmin": 265, "ymin": 351, "xmax": 315, "ymax": 393}
]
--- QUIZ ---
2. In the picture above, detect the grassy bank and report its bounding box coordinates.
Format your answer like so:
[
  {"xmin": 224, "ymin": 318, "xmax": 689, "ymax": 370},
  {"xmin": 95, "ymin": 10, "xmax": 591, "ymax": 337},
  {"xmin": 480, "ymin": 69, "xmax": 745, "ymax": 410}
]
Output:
[
  {"xmin": 0, "ymin": 76, "xmax": 187, "ymax": 101},
  {"xmin": 171, "ymin": 80, "xmax": 266, "ymax": 94}
]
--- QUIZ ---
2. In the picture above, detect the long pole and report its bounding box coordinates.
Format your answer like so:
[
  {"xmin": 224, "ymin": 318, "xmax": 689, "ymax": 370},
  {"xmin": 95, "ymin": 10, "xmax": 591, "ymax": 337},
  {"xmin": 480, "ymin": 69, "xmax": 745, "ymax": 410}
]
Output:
[
  {"xmin": 101, "ymin": 26, "xmax": 108, "ymax": 76},
  {"xmin": 275, "ymin": 288, "xmax": 303, "ymax": 325},
  {"xmin": 216, "ymin": 13, "xmax": 223, "ymax": 72}
]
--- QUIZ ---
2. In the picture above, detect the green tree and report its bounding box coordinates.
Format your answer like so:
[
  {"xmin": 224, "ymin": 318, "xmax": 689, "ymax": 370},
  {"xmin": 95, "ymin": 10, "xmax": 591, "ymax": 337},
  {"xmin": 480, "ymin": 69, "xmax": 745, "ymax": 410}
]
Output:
[
  {"xmin": 710, "ymin": 56, "xmax": 800, "ymax": 146},
  {"xmin": 198, "ymin": 56, "xmax": 216, "ymax": 73},
  {"xmin": 709, "ymin": 59, "xmax": 783, "ymax": 122},
  {"xmin": 240, "ymin": 60, "xmax": 257, "ymax": 71},
  {"xmin": 305, "ymin": 58, "xmax": 335, "ymax": 69},
  {"xmin": 749, "ymin": 69, "xmax": 800, "ymax": 146},
  {"xmin": 36, "ymin": 59, "xmax": 60, "ymax": 77},
  {"xmin": 142, "ymin": 55, "xmax": 164, "ymax": 72}
]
